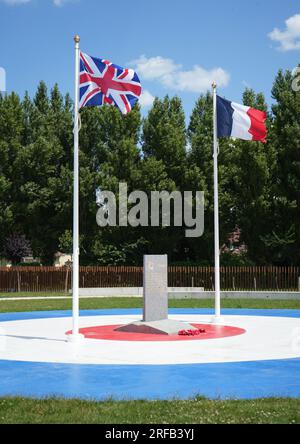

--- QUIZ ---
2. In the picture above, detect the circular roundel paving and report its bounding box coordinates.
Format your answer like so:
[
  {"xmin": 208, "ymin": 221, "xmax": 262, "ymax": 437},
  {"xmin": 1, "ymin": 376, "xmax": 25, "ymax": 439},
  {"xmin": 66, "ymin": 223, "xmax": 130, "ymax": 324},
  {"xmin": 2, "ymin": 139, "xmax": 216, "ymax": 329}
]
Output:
[
  {"xmin": 0, "ymin": 308, "xmax": 300, "ymax": 400},
  {"xmin": 66, "ymin": 323, "xmax": 246, "ymax": 342}
]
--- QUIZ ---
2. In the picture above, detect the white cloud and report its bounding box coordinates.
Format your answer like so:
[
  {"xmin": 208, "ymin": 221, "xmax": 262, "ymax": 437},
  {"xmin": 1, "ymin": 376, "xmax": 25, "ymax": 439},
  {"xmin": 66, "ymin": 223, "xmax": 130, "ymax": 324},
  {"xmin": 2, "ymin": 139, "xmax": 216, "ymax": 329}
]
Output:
[
  {"xmin": 131, "ymin": 55, "xmax": 180, "ymax": 80},
  {"xmin": 1, "ymin": 0, "xmax": 75, "ymax": 5},
  {"xmin": 242, "ymin": 80, "xmax": 251, "ymax": 89},
  {"xmin": 2, "ymin": 0, "xmax": 31, "ymax": 4},
  {"xmin": 52, "ymin": 0, "xmax": 75, "ymax": 6},
  {"xmin": 163, "ymin": 65, "xmax": 230, "ymax": 92},
  {"xmin": 130, "ymin": 55, "xmax": 230, "ymax": 93},
  {"xmin": 139, "ymin": 90, "xmax": 155, "ymax": 108},
  {"xmin": 0, "ymin": 67, "xmax": 6, "ymax": 92},
  {"xmin": 269, "ymin": 14, "xmax": 300, "ymax": 51}
]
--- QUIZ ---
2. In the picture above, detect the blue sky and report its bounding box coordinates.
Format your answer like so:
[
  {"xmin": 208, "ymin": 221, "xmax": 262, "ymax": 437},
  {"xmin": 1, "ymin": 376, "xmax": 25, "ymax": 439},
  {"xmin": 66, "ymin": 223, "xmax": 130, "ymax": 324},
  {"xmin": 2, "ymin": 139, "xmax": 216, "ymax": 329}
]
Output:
[{"xmin": 0, "ymin": 0, "xmax": 299, "ymax": 118}]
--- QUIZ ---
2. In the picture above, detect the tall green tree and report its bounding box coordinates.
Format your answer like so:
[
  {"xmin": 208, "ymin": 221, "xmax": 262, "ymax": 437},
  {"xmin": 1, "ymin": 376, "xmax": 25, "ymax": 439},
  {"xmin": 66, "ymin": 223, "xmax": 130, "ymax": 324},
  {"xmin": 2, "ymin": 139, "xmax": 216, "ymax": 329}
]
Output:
[
  {"xmin": 0, "ymin": 92, "xmax": 24, "ymax": 249},
  {"xmin": 0, "ymin": 71, "xmax": 299, "ymax": 266},
  {"xmin": 9, "ymin": 83, "xmax": 74, "ymax": 263},
  {"xmin": 142, "ymin": 96, "xmax": 187, "ymax": 187},
  {"xmin": 187, "ymin": 92, "xmax": 219, "ymax": 263},
  {"xmin": 81, "ymin": 104, "xmax": 144, "ymax": 264},
  {"xmin": 263, "ymin": 68, "xmax": 300, "ymax": 264},
  {"xmin": 222, "ymin": 89, "xmax": 276, "ymax": 263}
]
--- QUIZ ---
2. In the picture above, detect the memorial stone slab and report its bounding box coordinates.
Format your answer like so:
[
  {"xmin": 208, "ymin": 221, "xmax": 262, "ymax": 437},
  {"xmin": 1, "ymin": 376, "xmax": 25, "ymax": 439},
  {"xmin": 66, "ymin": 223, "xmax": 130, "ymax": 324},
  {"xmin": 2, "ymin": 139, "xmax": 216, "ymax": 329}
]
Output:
[
  {"xmin": 115, "ymin": 255, "xmax": 197, "ymax": 336},
  {"xmin": 143, "ymin": 255, "xmax": 168, "ymax": 322}
]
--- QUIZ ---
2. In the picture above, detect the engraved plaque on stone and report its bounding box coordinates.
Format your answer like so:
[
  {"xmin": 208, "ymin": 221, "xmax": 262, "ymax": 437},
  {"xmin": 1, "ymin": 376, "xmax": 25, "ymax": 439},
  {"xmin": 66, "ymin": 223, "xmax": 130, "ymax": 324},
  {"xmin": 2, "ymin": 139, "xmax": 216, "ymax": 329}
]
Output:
[{"xmin": 143, "ymin": 255, "xmax": 168, "ymax": 322}]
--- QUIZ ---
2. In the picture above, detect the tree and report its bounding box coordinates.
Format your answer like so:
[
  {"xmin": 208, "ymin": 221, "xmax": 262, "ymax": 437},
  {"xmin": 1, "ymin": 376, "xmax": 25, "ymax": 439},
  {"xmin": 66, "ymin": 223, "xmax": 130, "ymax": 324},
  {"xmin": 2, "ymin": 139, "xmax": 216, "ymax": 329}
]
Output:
[
  {"xmin": 187, "ymin": 92, "xmax": 219, "ymax": 263},
  {"xmin": 187, "ymin": 89, "xmax": 276, "ymax": 265},
  {"xmin": 223, "ymin": 88, "xmax": 276, "ymax": 263},
  {"xmin": 142, "ymin": 96, "xmax": 187, "ymax": 187},
  {"xmin": 0, "ymin": 72, "xmax": 299, "ymax": 266},
  {"xmin": 0, "ymin": 92, "xmax": 25, "ymax": 251},
  {"xmin": 3, "ymin": 234, "xmax": 32, "ymax": 265},
  {"xmin": 4, "ymin": 83, "xmax": 75, "ymax": 263},
  {"xmin": 140, "ymin": 96, "xmax": 205, "ymax": 262},
  {"xmin": 264, "ymin": 67, "xmax": 300, "ymax": 264},
  {"xmin": 78, "ymin": 104, "xmax": 144, "ymax": 264}
]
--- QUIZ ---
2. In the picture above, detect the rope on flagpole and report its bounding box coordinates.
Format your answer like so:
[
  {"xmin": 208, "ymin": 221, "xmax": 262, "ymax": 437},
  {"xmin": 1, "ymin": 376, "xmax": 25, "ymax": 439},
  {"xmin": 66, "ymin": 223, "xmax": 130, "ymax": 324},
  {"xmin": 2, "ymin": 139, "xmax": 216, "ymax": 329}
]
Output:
[
  {"xmin": 73, "ymin": 113, "xmax": 82, "ymax": 133},
  {"xmin": 78, "ymin": 113, "xmax": 82, "ymax": 132}
]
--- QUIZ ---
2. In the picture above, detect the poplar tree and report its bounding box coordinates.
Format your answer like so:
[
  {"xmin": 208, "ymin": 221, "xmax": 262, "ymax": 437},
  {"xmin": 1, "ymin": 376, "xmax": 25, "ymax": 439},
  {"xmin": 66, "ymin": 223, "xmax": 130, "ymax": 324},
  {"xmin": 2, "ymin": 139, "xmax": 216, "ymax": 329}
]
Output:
[
  {"xmin": 263, "ymin": 68, "xmax": 300, "ymax": 264},
  {"xmin": 224, "ymin": 89, "xmax": 276, "ymax": 263},
  {"xmin": 0, "ymin": 92, "xmax": 24, "ymax": 249},
  {"xmin": 142, "ymin": 96, "xmax": 187, "ymax": 187}
]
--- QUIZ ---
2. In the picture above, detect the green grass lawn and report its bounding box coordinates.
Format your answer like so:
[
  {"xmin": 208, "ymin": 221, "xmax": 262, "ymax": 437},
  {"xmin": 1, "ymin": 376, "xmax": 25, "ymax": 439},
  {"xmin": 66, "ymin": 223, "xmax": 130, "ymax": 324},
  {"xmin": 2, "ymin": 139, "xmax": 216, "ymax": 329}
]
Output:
[
  {"xmin": 0, "ymin": 296, "xmax": 300, "ymax": 313},
  {"xmin": 1, "ymin": 297, "xmax": 300, "ymax": 424},
  {"xmin": 0, "ymin": 397, "xmax": 299, "ymax": 424},
  {"xmin": 0, "ymin": 292, "xmax": 69, "ymax": 298}
]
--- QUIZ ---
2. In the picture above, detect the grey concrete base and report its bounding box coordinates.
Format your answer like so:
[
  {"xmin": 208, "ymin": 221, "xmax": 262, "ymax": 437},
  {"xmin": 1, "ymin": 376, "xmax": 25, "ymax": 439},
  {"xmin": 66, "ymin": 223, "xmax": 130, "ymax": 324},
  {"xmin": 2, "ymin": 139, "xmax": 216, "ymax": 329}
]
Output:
[
  {"xmin": 169, "ymin": 291, "xmax": 300, "ymax": 300},
  {"xmin": 115, "ymin": 319, "xmax": 198, "ymax": 336},
  {"xmin": 77, "ymin": 287, "xmax": 204, "ymax": 297},
  {"xmin": 78, "ymin": 287, "xmax": 143, "ymax": 297},
  {"xmin": 76, "ymin": 288, "xmax": 300, "ymax": 300}
]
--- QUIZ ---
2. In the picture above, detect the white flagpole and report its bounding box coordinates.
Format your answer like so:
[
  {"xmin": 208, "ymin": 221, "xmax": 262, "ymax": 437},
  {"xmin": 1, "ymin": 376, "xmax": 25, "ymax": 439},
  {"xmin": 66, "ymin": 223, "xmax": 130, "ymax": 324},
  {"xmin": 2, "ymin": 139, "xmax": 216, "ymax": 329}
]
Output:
[
  {"xmin": 212, "ymin": 82, "xmax": 223, "ymax": 323},
  {"xmin": 68, "ymin": 35, "xmax": 84, "ymax": 342}
]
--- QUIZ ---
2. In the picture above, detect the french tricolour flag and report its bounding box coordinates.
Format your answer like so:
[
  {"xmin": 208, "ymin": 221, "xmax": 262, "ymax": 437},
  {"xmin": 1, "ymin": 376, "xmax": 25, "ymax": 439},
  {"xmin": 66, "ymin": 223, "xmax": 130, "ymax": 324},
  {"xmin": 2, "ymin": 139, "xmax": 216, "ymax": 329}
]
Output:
[{"xmin": 217, "ymin": 96, "xmax": 267, "ymax": 144}]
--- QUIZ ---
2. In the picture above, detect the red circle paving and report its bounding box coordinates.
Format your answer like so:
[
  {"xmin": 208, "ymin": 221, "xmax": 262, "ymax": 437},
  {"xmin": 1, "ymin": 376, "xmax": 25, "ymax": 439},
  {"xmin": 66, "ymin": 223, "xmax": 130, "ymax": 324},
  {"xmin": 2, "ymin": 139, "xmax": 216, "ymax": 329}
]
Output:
[{"xmin": 66, "ymin": 324, "xmax": 246, "ymax": 342}]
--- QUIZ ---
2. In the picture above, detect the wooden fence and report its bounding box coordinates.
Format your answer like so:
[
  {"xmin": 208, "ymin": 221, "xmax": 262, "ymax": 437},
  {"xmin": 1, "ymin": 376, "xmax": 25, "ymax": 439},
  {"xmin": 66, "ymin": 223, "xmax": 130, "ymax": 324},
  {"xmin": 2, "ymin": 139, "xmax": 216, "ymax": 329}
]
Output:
[{"xmin": 0, "ymin": 266, "xmax": 300, "ymax": 293}]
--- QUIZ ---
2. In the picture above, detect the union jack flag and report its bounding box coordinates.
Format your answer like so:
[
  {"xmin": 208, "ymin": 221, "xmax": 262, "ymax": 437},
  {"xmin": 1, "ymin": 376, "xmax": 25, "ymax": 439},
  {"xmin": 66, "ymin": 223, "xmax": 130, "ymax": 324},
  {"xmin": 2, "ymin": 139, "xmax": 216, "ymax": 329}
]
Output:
[{"xmin": 79, "ymin": 52, "xmax": 142, "ymax": 115}]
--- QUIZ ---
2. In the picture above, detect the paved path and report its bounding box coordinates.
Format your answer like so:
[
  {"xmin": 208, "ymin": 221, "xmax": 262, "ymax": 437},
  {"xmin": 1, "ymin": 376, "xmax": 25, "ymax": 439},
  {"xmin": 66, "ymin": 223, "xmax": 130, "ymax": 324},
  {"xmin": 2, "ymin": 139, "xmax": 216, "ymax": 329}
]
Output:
[
  {"xmin": 0, "ymin": 297, "xmax": 71, "ymax": 301},
  {"xmin": 0, "ymin": 296, "xmax": 134, "ymax": 301}
]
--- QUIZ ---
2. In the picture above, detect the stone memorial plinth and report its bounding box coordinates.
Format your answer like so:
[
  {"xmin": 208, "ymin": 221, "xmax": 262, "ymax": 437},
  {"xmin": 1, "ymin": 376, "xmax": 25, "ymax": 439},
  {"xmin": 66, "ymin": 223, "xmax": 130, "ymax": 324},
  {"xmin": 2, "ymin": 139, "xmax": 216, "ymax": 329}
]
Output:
[
  {"xmin": 143, "ymin": 255, "xmax": 168, "ymax": 322},
  {"xmin": 115, "ymin": 255, "xmax": 197, "ymax": 336}
]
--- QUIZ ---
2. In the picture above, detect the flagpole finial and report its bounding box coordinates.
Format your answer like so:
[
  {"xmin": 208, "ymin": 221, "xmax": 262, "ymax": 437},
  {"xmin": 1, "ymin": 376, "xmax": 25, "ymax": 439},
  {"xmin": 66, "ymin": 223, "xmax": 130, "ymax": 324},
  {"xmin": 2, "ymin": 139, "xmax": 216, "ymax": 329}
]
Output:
[
  {"xmin": 212, "ymin": 81, "xmax": 217, "ymax": 89},
  {"xmin": 74, "ymin": 35, "xmax": 80, "ymax": 44}
]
